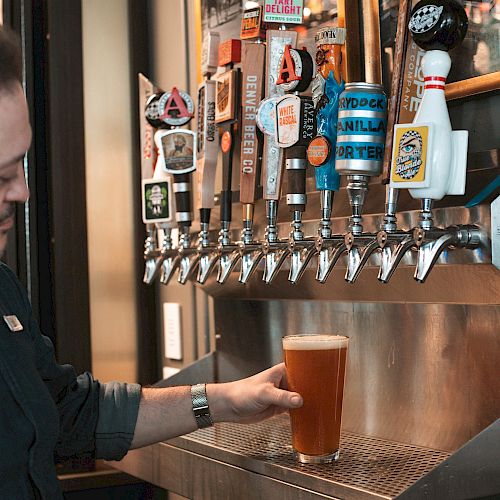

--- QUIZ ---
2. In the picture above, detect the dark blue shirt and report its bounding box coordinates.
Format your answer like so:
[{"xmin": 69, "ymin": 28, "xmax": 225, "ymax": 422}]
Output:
[{"xmin": 0, "ymin": 263, "xmax": 141, "ymax": 499}]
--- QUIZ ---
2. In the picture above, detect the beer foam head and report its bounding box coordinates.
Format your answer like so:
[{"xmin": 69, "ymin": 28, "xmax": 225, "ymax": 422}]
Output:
[{"xmin": 282, "ymin": 334, "xmax": 348, "ymax": 350}]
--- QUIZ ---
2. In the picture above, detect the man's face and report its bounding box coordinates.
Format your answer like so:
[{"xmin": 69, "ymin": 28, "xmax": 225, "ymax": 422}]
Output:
[{"xmin": 0, "ymin": 84, "xmax": 31, "ymax": 255}]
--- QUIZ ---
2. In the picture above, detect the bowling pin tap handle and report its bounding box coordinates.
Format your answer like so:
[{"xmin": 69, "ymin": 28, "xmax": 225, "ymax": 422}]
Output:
[{"xmin": 408, "ymin": 0, "xmax": 468, "ymax": 52}]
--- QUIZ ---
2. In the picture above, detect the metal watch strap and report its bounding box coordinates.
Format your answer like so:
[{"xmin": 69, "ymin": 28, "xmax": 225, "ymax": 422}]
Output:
[{"xmin": 191, "ymin": 383, "xmax": 213, "ymax": 429}]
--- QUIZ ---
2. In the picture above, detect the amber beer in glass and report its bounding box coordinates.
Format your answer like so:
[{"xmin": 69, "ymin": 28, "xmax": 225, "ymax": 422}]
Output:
[{"xmin": 283, "ymin": 334, "xmax": 349, "ymax": 463}]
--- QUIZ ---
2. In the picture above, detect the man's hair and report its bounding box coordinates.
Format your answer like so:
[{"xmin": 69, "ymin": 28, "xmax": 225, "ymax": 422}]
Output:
[{"xmin": 0, "ymin": 26, "xmax": 22, "ymax": 89}]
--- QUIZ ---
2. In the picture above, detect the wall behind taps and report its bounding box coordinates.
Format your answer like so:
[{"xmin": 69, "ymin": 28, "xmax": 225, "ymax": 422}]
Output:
[
  {"xmin": 151, "ymin": 0, "xmax": 215, "ymax": 375},
  {"xmin": 82, "ymin": 0, "xmax": 138, "ymax": 382}
]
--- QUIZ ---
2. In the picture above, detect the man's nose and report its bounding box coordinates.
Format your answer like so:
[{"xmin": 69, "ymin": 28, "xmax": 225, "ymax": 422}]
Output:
[{"xmin": 7, "ymin": 165, "xmax": 30, "ymax": 204}]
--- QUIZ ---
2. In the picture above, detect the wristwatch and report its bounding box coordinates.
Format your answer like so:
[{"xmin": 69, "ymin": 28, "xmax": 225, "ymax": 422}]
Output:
[{"xmin": 191, "ymin": 383, "xmax": 214, "ymax": 429}]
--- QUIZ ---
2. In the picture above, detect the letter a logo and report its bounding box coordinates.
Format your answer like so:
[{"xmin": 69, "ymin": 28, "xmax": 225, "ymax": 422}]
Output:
[
  {"xmin": 160, "ymin": 87, "xmax": 193, "ymax": 120},
  {"xmin": 158, "ymin": 87, "xmax": 194, "ymax": 126},
  {"xmin": 276, "ymin": 45, "xmax": 301, "ymax": 86}
]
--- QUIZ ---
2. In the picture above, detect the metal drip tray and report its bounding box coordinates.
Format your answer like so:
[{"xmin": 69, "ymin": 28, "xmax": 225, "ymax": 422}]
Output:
[{"xmin": 169, "ymin": 414, "xmax": 449, "ymax": 499}]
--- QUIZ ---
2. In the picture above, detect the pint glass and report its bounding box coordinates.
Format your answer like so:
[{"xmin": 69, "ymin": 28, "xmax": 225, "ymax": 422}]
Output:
[{"xmin": 283, "ymin": 334, "xmax": 349, "ymax": 463}]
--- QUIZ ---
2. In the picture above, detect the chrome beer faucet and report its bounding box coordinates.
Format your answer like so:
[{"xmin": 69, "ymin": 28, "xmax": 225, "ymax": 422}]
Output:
[
  {"xmin": 258, "ymin": 27, "xmax": 298, "ymax": 284},
  {"xmin": 143, "ymin": 226, "xmax": 162, "ymax": 284},
  {"xmin": 308, "ymin": 27, "xmax": 346, "ymax": 284},
  {"xmin": 273, "ymin": 45, "xmax": 316, "ymax": 284},
  {"xmin": 388, "ymin": 0, "xmax": 480, "ymax": 283},
  {"xmin": 159, "ymin": 227, "xmax": 179, "ymax": 285},
  {"xmin": 262, "ymin": 198, "xmax": 289, "ymax": 283},
  {"xmin": 376, "ymin": 187, "xmax": 418, "ymax": 283},
  {"xmin": 237, "ymin": 7, "xmax": 267, "ymax": 284},
  {"xmin": 193, "ymin": 32, "xmax": 220, "ymax": 285},
  {"xmin": 154, "ymin": 86, "xmax": 196, "ymax": 285},
  {"xmin": 318, "ymin": 82, "xmax": 387, "ymax": 284},
  {"xmin": 139, "ymin": 75, "xmax": 165, "ymax": 285},
  {"xmin": 214, "ymin": 39, "xmax": 242, "ymax": 284}
]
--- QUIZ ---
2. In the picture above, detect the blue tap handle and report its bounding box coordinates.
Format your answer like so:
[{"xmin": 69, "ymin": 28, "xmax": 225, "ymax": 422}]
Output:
[{"xmin": 314, "ymin": 72, "xmax": 344, "ymax": 191}]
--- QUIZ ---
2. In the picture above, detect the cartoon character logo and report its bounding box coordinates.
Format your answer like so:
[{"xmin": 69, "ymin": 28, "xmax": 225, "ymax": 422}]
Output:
[{"xmin": 395, "ymin": 130, "xmax": 423, "ymax": 179}]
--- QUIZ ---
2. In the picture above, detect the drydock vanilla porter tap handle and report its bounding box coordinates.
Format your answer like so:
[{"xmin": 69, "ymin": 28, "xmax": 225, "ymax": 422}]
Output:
[
  {"xmin": 154, "ymin": 87, "xmax": 196, "ymax": 285},
  {"xmin": 214, "ymin": 39, "xmax": 242, "ymax": 284},
  {"xmin": 274, "ymin": 45, "xmax": 316, "ymax": 285},
  {"xmin": 306, "ymin": 27, "xmax": 346, "ymax": 284},
  {"xmin": 388, "ymin": 0, "xmax": 481, "ymax": 283},
  {"xmin": 341, "ymin": 1, "xmax": 389, "ymax": 284}
]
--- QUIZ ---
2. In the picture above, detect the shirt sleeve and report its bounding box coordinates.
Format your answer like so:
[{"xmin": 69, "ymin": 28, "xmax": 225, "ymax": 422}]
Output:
[{"xmin": 3, "ymin": 264, "xmax": 142, "ymax": 461}]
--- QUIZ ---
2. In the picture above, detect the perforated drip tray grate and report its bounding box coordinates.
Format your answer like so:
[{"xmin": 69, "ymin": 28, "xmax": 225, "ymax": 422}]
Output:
[{"xmin": 171, "ymin": 414, "xmax": 450, "ymax": 499}]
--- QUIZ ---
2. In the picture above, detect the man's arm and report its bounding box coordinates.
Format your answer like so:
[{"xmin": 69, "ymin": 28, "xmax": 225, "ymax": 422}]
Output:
[{"xmin": 130, "ymin": 363, "xmax": 302, "ymax": 449}]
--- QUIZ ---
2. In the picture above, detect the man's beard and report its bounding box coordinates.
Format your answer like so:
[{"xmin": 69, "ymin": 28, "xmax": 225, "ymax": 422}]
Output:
[{"xmin": 0, "ymin": 204, "xmax": 15, "ymax": 226}]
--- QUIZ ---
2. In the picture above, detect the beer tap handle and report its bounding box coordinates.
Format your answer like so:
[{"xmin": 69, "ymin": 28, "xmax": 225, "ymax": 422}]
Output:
[
  {"xmin": 261, "ymin": 30, "xmax": 298, "ymax": 204},
  {"xmin": 381, "ymin": 0, "xmax": 412, "ymax": 184},
  {"xmin": 139, "ymin": 74, "xmax": 161, "ymax": 284},
  {"xmin": 240, "ymin": 40, "xmax": 265, "ymax": 241},
  {"xmin": 286, "ymin": 146, "xmax": 307, "ymax": 215},
  {"xmin": 309, "ymin": 28, "xmax": 345, "ymax": 194},
  {"xmin": 219, "ymin": 117, "xmax": 236, "ymax": 233}
]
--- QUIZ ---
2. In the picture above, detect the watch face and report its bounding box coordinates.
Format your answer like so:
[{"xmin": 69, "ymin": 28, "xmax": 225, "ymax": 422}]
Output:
[{"xmin": 158, "ymin": 88, "xmax": 194, "ymax": 127}]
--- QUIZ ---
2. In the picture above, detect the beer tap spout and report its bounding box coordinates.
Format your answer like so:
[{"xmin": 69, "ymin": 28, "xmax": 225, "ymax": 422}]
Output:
[
  {"xmin": 377, "ymin": 231, "xmax": 416, "ymax": 284},
  {"xmin": 345, "ymin": 234, "xmax": 381, "ymax": 283},
  {"xmin": 177, "ymin": 228, "xmax": 199, "ymax": 285},
  {"xmin": 262, "ymin": 240, "xmax": 289, "ymax": 284},
  {"xmin": 216, "ymin": 222, "xmax": 240, "ymax": 284},
  {"xmin": 196, "ymin": 246, "xmax": 219, "ymax": 285},
  {"xmin": 414, "ymin": 225, "xmax": 482, "ymax": 283},
  {"xmin": 196, "ymin": 220, "xmax": 218, "ymax": 285},
  {"xmin": 238, "ymin": 205, "xmax": 264, "ymax": 284},
  {"xmin": 143, "ymin": 228, "xmax": 162, "ymax": 285},
  {"xmin": 159, "ymin": 229, "xmax": 180, "ymax": 285},
  {"xmin": 261, "ymin": 200, "xmax": 289, "ymax": 284},
  {"xmin": 288, "ymin": 210, "xmax": 315, "ymax": 284},
  {"xmin": 315, "ymin": 236, "xmax": 347, "ymax": 284}
]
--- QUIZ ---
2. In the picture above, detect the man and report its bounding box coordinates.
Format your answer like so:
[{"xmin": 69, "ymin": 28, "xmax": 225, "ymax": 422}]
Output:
[{"xmin": 0, "ymin": 26, "xmax": 302, "ymax": 499}]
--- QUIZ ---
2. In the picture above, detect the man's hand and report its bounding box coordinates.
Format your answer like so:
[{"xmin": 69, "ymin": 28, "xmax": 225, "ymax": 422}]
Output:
[
  {"xmin": 130, "ymin": 363, "xmax": 303, "ymax": 450},
  {"xmin": 207, "ymin": 363, "xmax": 303, "ymax": 424}
]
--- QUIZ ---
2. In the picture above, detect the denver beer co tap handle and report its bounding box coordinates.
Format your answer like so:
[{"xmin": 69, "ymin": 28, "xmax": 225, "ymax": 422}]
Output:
[{"xmin": 240, "ymin": 6, "xmax": 266, "ymax": 243}]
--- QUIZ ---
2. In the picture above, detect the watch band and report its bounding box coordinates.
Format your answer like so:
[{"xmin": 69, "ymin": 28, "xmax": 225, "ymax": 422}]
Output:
[{"xmin": 191, "ymin": 383, "xmax": 214, "ymax": 429}]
